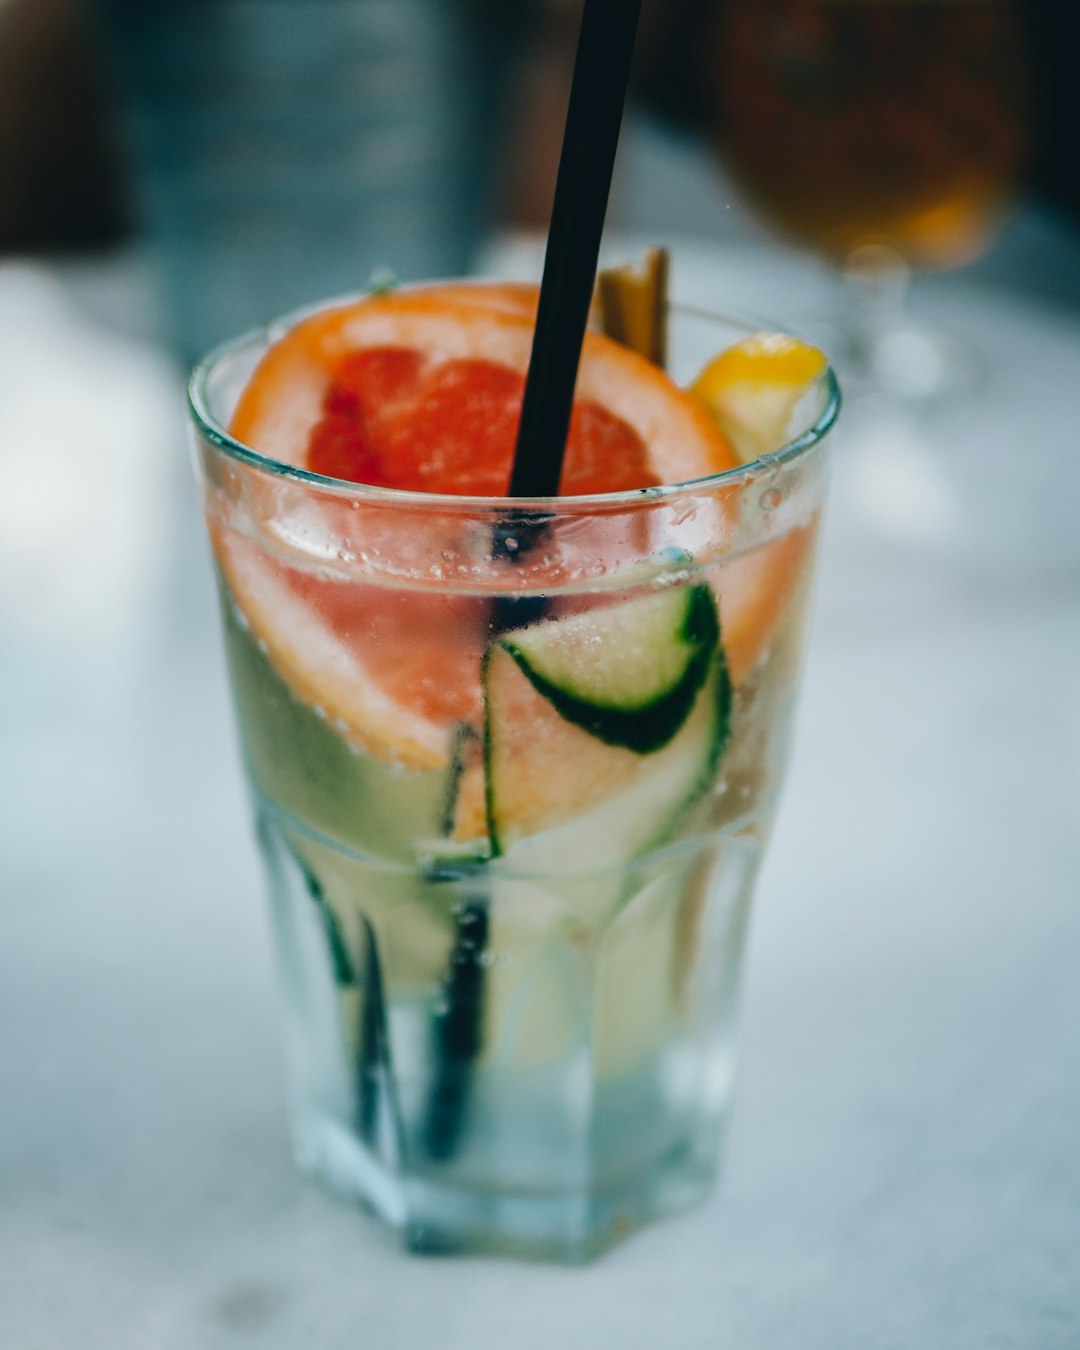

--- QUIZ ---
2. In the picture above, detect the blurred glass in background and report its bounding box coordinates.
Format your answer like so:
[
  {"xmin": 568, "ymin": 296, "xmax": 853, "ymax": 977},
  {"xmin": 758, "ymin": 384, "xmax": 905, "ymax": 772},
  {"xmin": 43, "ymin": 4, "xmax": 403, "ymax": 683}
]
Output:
[
  {"xmin": 713, "ymin": 1, "xmax": 1028, "ymax": 272},
  {"xmin": 625, "ymin": 0, "xmax": 1030, "ymax": 401},
  {"xmin": 635, "ymin": 0, "xmax": 1076, "ymax": 227},
  {"xmin": 90, "ymin": 0, "xmax": 525, "ymax": 365},
  {"xmin": 711, "ymin": 0, "xmax": 1030, "ymax": 399}
]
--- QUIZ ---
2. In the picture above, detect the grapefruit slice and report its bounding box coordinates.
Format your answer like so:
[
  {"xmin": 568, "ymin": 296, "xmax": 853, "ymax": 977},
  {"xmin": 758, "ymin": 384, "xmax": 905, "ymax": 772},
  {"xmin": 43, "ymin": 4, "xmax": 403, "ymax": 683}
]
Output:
[
  {"xmin": 231, "ymin": 291, "xmax": 735, "ymax": 493},
  {"xmin": 215, "ymin": 290, "xmax": 739, "ymax": 788}
]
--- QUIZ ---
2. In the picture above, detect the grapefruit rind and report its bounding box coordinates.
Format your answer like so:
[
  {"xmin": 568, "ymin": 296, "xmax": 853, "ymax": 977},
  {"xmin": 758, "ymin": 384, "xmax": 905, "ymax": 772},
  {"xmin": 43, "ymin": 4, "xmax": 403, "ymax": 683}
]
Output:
[
  {"xmin": 715, "ymin": 522, "xmax": 818, "ymax": 687},
  {"xmin": 408, "ymin": 281, "xmax": 543, "ymax": 318}
]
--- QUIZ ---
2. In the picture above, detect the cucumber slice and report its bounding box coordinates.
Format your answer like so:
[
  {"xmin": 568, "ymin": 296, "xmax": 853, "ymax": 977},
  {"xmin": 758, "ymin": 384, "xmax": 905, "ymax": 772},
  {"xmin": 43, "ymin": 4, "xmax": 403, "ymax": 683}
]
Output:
[
  {"xmin": 499, "ymin": 585, "xmax": 719, "ymax": 753},
  {"xmin": 485, "ymin": 635, "xmax": 731, "ymax": 865},
  {"xmin": 476, "ymin": 649, "xmax": 732, "ymax": 1087}
]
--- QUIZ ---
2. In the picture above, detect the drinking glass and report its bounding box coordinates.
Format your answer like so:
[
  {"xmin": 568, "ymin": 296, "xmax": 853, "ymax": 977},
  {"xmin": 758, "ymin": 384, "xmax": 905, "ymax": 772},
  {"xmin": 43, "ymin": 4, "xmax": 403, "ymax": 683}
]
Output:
[
  {"xmin": 711, "ymin": 0, "xmax": 1029, "ymax": 398},
  {"xmin": 188, "ymin": 299, "xmax": 839, "ymax": 1261}
]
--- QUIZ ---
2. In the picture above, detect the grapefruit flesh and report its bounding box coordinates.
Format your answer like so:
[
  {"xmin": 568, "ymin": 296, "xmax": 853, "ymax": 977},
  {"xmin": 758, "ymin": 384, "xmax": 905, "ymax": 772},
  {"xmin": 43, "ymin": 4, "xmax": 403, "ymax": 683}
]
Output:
[{"xmin": 306, "ymin": 348, "xmax": 659, "ymax": 496}]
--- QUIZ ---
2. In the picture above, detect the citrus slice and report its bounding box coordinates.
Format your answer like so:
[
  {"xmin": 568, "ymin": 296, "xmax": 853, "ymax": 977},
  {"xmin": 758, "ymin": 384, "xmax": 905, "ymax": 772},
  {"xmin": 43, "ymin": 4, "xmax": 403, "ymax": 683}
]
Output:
[
  {"xmin": 215, "ymin": 290, "xmax": 739, "ymax": 787},
  {"xmin": 691, "ymin": 331, "xmax": 828, "ymax": 464},
  {"xmin": 714, "ymin": 522, "xmax": 817, "ymax": 686},
  {"xmin": 689, "ymin": 332, "xmax": 827, "ymax": 683}
]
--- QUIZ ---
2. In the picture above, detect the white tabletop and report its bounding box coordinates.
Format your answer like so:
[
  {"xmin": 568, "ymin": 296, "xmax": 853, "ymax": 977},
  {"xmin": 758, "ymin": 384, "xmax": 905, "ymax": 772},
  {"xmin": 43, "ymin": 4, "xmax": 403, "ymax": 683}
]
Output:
[{"xmin": 1, "ymin": 212, "xmax": 1078, "ymax": 1347}]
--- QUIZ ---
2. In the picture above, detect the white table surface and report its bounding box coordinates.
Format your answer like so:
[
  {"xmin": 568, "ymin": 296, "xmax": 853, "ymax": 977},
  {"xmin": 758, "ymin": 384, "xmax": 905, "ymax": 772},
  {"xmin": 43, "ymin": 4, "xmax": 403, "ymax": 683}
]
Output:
[{"xmin": 1, "ymin": 214, "xmax": 1079, "ymax": 1348}]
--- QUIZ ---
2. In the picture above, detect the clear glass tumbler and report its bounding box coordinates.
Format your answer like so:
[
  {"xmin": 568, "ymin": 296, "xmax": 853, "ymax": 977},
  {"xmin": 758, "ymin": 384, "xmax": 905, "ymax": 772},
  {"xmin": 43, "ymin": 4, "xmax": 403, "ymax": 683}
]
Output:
[{"xmin": 188, "ymin": 300, "xmax": 839, "ymax": 1261}]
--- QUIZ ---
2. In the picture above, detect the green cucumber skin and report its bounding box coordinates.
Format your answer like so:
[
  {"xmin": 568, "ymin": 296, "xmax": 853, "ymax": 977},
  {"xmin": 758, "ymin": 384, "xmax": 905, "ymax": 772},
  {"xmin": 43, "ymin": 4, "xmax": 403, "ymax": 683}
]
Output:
[
  {"xmin": 293, "ymin": 851, "xmax": 357, "ymax": 987},
  {"xmin": 501, "ymin": 585, "xmax": 721, "ymax": 755},
  {"xmin": 662, "ymin": 643, "xmax": 733, "ymax": 850},
  {"xmin": 439, "ymin": 723, "xmax": 480, "ymax": 839},
  {"xmin": 584, "ymin": 647, "xmax": 733, "ymax": 873},
  {"xmin": 482, "ymin": 644, "xmax": 501, "ymax": 857},
  {"xmin": 597, "ymin": 645, "xmax": 732, "ymax": 871}
]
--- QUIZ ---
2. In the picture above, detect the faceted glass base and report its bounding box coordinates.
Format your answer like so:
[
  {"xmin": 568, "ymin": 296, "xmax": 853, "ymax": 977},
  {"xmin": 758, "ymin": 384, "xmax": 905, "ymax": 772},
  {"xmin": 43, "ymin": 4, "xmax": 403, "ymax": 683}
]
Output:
[
  {"xmin": 293, "ymin": 1109, "xmax": 724, "ymax": 1263},
  {"xmin": 257, "ymin": 801, "xmax": 761, "ymax": 1262}
]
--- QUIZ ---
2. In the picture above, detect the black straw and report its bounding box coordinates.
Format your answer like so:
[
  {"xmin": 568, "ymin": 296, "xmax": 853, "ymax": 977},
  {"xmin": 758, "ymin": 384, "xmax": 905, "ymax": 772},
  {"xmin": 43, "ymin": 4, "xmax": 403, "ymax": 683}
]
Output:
[
  {"xmin": 422, "ymin": 899, "xmax": 489, "ymax": 1161},
  {"xmin": 508, "ymin": 0, "xmax": 644, "ymax": 498},
  {"xmin": 421, "ymin": 0, "xmax": 644, "ymax": 1165}
]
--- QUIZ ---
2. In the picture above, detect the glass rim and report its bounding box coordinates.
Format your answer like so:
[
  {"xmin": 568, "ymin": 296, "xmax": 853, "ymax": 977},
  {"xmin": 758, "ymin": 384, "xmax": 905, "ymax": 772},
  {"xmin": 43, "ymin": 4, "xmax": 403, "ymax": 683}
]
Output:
[{"xmin": 187, "ymin": 295, "xmax": 841, "ymax": 511}]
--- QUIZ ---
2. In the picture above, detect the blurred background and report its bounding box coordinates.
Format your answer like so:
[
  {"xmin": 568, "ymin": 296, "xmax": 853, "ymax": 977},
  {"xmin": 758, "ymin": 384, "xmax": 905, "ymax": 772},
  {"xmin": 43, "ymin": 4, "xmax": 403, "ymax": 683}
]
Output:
[
  {"xmin": 1, "ymin": 0, "xmax": 1078, "ymax": 646},
  {"xmin": 1, "ymin": 3, "xmax": 1078, "ymax": 1346},
  {"xmin": 2, "ymin": 0, "xmax": 1077, "ymax": 339}
]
